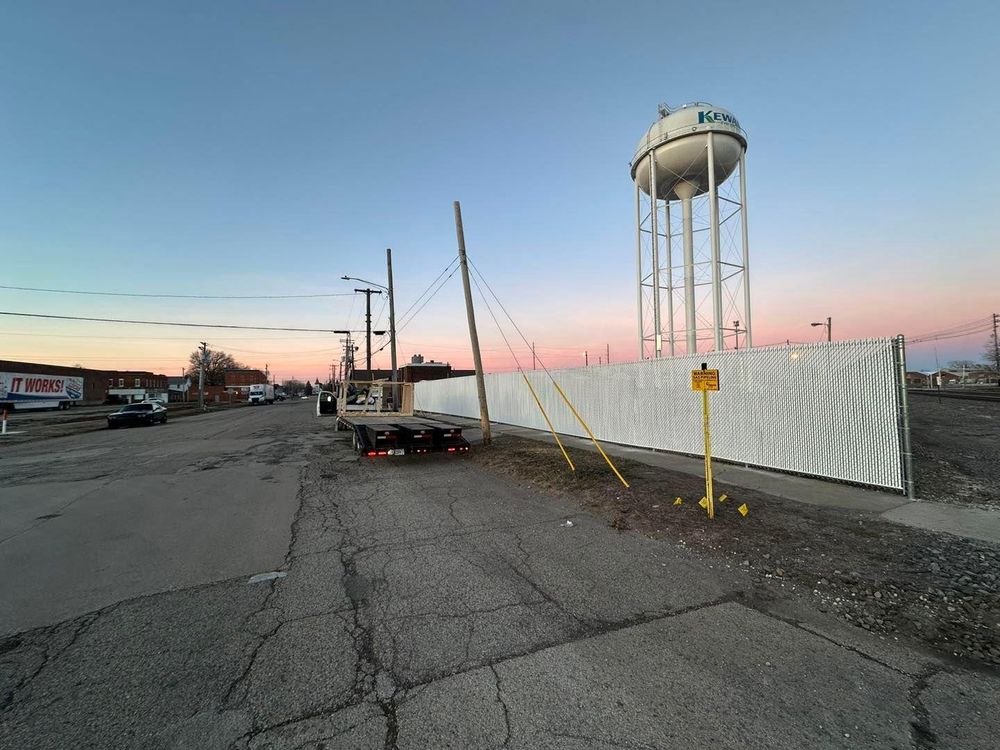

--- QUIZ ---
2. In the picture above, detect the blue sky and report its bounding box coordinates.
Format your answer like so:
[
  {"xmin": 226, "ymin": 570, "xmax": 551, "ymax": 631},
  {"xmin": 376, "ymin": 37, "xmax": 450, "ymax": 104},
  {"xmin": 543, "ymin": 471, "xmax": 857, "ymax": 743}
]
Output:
[{"xmin": 1, "ymin": 0, "xmax": 997, "ymax": 378}]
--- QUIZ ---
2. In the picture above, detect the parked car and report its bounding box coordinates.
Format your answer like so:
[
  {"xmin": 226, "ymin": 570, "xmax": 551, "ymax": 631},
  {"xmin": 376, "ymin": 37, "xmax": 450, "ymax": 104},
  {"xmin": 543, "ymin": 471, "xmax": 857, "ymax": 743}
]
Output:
[{"xmin": 107, "ymin": 402, "xmax": 168, "ymax": 428}]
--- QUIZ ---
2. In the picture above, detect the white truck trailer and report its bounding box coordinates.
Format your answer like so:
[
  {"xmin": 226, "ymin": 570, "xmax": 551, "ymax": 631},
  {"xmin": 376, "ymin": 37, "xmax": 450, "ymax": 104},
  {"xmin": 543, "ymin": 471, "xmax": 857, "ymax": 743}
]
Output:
[{"xmin": 0, "ymin": 371, "xmax": 84, "ymax": 411}]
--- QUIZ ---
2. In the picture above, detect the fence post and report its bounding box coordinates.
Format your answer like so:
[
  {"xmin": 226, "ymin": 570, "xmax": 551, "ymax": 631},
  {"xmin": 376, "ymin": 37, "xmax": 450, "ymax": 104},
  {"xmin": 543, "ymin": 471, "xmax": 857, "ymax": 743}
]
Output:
[{"xmin": 894, "ymin": 335, "xmax": 916, "ymax": 499}]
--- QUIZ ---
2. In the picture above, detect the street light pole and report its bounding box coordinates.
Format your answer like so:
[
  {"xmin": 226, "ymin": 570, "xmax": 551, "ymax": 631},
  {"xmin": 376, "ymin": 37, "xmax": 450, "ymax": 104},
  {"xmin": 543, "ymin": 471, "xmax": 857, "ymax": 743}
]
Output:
[
  {"xmin": 811, "ymin": 317, "xmax": 832, "ymax": 342},
  {"xmin": 342, "ymin": 272, "xmax": 392, "ymax": 384},
  {"xmin": 352, "ymin": 288, "xmax": 382, "ymax": 380}
]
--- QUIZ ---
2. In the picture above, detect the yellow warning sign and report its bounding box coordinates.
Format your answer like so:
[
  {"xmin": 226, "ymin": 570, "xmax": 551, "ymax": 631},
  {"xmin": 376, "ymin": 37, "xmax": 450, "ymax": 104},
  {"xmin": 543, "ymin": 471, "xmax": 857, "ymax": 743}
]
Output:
[
  {"xmin": 738, "ymin": 503, "xmax": 749, "ymax": 517},
  {"xmin": 673, "ymin": 497, "xmax": 683, "ymax": 506},
  {"xmin": 691, "ymin": 369, "xmax": 720, "ymax": 391},
  {"xmin": 718, "ymin": 494, "xmax": 728, "ymax": 503},
  {"xmin": 698, "ymin": 497, "xmax": 708, "ymax": 509}
]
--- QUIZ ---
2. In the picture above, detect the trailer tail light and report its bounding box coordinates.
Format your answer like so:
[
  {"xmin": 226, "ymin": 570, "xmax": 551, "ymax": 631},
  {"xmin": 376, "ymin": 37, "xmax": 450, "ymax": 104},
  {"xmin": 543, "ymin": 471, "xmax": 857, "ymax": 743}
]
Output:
[
  {"xmin": 447, "ymin": 447, "xmax": 456, "ymax": 452},
  {"xmin": 377, "ymin": 450, "xmax": 388, "ymax": 456},
  {"xmin": 366, "ymin": 451, "xmax": 377, "ymax": 457}
]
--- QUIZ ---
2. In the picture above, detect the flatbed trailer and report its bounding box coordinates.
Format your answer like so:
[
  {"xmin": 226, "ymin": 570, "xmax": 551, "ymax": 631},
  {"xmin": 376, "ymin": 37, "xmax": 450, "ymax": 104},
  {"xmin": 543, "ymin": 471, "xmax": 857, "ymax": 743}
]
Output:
[
  {"xmin": 331, "ymin": 379, "xmax": 470, "ymax": 458},
  {"xmin": 336, "ymin": 414, "xmax": 471, "ymax": 458}
]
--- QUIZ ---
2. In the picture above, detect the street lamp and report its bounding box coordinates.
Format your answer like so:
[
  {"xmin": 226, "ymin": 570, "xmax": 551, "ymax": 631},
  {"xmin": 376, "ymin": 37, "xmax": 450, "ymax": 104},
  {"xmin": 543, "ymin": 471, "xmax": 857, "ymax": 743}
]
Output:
[{"xmin": 810, "ymin": 316, "xmax": 832, "ymax": 342}]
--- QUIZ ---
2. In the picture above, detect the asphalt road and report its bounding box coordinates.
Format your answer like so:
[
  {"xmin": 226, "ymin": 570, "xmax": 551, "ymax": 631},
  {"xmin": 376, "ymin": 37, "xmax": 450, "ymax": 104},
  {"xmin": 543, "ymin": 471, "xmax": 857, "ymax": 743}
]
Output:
[{"xmin": 1, "ymin": 400, "xmax": 997, "ymax": 749}]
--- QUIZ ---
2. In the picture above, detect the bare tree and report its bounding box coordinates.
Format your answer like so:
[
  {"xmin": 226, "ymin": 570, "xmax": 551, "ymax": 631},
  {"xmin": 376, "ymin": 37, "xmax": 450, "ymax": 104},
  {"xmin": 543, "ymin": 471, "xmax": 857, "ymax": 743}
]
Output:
[
  {"xmin": 187, "ymin": 349, "xmax": 246, "ymax": 386},
  {"xmin": 947, "ymin": 360, "xmax": 980, "ymax": 371},
  {"xmin": 984, "ymin": 336, "xmax": 1000, "ymax": 373}
]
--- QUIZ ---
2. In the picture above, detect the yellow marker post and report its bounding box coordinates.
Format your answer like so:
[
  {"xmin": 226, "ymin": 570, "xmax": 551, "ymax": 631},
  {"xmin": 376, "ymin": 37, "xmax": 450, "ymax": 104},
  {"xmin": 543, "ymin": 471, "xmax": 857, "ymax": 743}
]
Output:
[{"xmin": 691, "ymin": 366, "xmax": 720, "ymax": 519}]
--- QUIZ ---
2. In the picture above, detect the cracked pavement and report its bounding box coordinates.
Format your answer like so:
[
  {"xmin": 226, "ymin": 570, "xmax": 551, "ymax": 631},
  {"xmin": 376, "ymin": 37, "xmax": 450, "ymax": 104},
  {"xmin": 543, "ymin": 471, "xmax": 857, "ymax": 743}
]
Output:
[{"xmin": 1, "ymin": 400, "xmax": 998, "ymax": 748}]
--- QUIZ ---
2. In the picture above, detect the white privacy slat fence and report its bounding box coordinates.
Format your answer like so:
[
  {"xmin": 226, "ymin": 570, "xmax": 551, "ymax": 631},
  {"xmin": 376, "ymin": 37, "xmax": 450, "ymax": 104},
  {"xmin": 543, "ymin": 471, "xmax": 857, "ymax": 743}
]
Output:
[{"xmin": 414, "ymin": 338, "xmax": 908, "ymax": 491}]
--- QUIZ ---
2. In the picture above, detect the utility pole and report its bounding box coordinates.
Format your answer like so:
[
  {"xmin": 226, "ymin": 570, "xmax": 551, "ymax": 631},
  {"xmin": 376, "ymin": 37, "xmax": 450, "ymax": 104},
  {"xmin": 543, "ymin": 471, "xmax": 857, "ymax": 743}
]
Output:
[
  {"xmin": 354, "ymin": 288, "xmax": 382, "ymax": 380},
  {"xmin": 453, "ymin": 200, "xmax": 491, "ymax": 444},
  {"xmin": 606, "ymin": 343, "xmax": 610, "ymax": 365},
  {"xmin": 733, "ymin": 321, "xmax": 741, "ymax": 351},
  {"xmin": 198, "ymin": 341, "xmax": 208, "ymax": 410},
  {"xmin": 386, "ymin": 248, "xmax": 398, "ymax": 385},
  {"xmin": 992, "ymin": 312, "xmax": 1000, "ymax": 378},
  {"xmin": 584, "ymin": 351, "xmax": 589, "ymax": 367},
  {"xmin": 335, "ymin": 330, "xmax": 355, "ymax": 382}
]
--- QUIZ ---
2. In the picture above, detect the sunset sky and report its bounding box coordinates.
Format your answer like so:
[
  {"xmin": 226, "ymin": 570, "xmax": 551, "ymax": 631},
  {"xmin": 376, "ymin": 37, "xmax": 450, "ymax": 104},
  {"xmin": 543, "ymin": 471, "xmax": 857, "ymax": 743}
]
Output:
[{"xmin": 2, "ymin": 1, "xmax": 998, "ymax": 381}]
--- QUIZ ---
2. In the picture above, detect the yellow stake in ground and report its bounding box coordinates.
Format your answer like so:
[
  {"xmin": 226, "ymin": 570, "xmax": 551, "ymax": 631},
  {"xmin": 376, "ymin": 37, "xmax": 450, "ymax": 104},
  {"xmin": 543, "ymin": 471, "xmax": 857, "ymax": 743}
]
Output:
[{"xmin": 691, "ymin": 367, "xmax": 720, "ymax": 519}]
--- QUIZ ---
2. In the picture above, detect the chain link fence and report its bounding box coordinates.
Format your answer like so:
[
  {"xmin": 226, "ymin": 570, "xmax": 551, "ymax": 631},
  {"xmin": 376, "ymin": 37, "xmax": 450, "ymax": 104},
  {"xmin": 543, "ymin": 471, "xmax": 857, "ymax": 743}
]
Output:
[{"xmin": 414, "ymin": 338, "xmax": 911, "ymax": 492}]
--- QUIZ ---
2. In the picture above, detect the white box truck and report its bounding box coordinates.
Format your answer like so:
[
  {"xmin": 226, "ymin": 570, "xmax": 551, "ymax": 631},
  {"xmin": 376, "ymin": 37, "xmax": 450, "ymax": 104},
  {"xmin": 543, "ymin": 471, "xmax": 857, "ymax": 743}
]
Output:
[{"xmin": 248, "ymin": 383, "xmax": 275, "ymax": 405}]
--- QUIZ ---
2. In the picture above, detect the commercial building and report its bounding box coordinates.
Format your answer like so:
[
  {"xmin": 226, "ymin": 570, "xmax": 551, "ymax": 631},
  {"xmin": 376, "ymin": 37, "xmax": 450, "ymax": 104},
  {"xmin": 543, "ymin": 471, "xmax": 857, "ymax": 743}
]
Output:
[
  {"xmin": 105, "ymin": 371, "xmax": 170, "ymax": 403},
  {"xmin": 398, "ymin": 354, "xmax": 474, "ymax": 383}
]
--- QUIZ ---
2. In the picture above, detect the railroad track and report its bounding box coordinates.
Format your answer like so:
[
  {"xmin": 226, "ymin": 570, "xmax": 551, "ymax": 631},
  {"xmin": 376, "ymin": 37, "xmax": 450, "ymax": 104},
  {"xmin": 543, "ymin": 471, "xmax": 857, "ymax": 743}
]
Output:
[{"xmin": 908, "ymin": 388, "xmax": 1000, "ymax": 403}]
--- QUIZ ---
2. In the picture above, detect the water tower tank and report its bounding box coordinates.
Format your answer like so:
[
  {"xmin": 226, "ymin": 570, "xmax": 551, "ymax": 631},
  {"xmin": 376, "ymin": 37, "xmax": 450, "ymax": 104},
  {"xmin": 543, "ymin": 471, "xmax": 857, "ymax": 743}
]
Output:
[
  {"xmin": 631, "ymin": 103, "xmax": 746, "ymax": 200},
  {"xmin": 630, "ymin": 101, "xmax": 751, "ymax": 358}
]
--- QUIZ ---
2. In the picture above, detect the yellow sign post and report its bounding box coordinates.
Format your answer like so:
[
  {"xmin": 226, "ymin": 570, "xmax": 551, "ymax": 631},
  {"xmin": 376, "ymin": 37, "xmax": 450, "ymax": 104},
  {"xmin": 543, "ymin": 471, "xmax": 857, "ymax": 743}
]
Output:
[{"xmin": 691, "ymin": 367, "xmax": 720, "ymax": 519}]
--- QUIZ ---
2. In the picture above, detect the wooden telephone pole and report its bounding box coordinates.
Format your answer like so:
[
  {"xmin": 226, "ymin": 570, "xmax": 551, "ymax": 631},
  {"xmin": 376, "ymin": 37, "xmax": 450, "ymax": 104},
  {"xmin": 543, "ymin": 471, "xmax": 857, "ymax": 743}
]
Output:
[{"xmin": 453, "ymin": 201, "xmax": 491, "ymax": 444}]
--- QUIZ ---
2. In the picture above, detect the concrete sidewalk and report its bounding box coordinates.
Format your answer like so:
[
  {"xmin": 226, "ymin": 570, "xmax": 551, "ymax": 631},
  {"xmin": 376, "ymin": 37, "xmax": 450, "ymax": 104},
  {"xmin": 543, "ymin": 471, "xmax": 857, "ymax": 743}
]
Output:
[{"xmin": 445, "ymin": 416, "xmax": 1000, "ymax": 546}]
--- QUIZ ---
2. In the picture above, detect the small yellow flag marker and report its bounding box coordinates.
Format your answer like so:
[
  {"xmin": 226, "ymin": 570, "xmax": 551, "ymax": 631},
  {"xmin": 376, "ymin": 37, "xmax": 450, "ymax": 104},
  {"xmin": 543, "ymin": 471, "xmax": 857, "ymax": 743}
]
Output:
[
  {"xmin": 698, "ymin": 497, "xmax": 709, "ymax": 509},
  {"xmin": 718, "ymin": 494, "xmax": 728, "ymax": 503},
  {"xmin": 673, "ymin": 497, "xmax": 683, "ymax": 506},
  {"xmin": 738, "ymin": 503, "xmax": 749, "ymax": 517}
]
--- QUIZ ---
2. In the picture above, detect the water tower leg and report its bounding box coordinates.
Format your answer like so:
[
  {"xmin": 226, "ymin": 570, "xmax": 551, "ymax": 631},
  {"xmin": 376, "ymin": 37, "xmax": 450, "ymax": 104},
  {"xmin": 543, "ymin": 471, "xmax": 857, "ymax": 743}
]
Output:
[
  {"xmin": 739, "ymin": 151, "xmax": 752, "ymax": 348},
  {"xmin": 648, "ymin": 156, "xmax": 662, "ymax": 357},
  {"xmin": 676, "ymin": 181, "xmax": 697, "ymax": 354},
  {"xmin": 665, "ymin": 201, "xmax": 675, "ymax": 356},
  {"xmin": 634, "ymin": 180, "xmax": 644, "ymax": 359},
  {"xmin": 708, "ymin": 132, "xmax": 724, "ymax": 351}
]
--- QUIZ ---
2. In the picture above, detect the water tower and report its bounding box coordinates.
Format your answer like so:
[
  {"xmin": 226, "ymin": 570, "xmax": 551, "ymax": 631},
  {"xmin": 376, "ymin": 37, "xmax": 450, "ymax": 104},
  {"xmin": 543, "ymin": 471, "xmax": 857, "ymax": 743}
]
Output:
[{"xmin": 630, "ymin": 102, "xmax": 752, "ymax": 357}]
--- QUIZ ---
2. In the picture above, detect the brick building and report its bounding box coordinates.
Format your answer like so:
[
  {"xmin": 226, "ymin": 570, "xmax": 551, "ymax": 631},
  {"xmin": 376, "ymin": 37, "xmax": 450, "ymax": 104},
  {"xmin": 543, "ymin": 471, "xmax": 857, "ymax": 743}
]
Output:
[
  {"xmin": 106, "ymin": 371, "xmax": 171, "ymax": 403},
  {"xmin": 397, "ymin": 355, "xmax": 475, "ymax": 384},
  {"xmin": 224, "ymin": 369, "xmax": 268, "ymax": 388}
]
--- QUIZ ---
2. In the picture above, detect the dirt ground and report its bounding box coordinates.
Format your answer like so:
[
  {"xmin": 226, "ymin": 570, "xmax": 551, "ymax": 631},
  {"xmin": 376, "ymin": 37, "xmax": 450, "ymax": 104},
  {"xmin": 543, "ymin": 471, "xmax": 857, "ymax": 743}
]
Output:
[
  {"xmin": 909, "ymin": 394, "xmax": 1000, "ymax": 507},
  {"xmin": 471, "ymin": 436, "xmax": 1000, "ymax": 668}
]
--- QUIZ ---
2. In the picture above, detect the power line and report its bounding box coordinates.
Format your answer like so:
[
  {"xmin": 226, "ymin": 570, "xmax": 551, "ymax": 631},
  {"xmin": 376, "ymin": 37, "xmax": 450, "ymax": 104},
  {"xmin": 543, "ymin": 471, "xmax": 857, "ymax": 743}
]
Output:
[
  {"xmin": 0, "ymin": 284, "xmax": 356, "ymax": 300},
  {"xmin": 371, "ymin": 258, "xmax": 460, "ymax": 355},
  {"xmin": 0, "ymin": 330, "xmax": 332, "ymax": 341},
  {"xmin": 395, "ymin": 257, "xmax": 460, "ymax": 327},
  {"xmin": 0, "ymin": 311, "xmax": 335, "ymax": 333}
]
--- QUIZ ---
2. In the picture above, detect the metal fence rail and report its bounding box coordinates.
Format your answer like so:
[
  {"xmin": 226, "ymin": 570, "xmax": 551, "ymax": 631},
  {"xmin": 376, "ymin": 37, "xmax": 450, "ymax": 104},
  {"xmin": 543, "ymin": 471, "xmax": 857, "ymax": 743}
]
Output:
[{"xmin": 414, "ymin": 338, "xmax": 907, "ymax": 491}]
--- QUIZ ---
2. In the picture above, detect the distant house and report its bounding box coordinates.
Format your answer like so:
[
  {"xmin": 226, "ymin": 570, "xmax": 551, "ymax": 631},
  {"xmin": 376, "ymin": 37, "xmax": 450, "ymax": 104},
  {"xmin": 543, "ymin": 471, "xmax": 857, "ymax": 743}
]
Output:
[
  {"xmin": 905, "ymin": 371, "xmax": 932, "ymax": 387},
  {"xmin": 963, "ymin": 369, "xmax": 999, "ymax": 385},
  {"xmin": 168, "ymin": 376, "xmax": 192, "ymax": 402}
]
